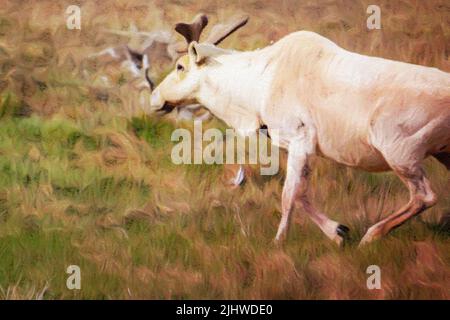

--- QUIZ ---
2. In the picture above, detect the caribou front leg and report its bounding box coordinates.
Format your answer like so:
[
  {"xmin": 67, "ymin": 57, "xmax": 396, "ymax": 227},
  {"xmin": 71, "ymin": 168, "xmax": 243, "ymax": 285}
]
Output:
[
  {"xmin": 297, "ymin": 189, "xmax": 349, "ymax": 246},
  {"xmin": 274, "ymin": 134, "xmax": 349, "ymax": 245},
  {"xmin": 274, "ymin": 139, "xmax": 309, "ymax": 243}
]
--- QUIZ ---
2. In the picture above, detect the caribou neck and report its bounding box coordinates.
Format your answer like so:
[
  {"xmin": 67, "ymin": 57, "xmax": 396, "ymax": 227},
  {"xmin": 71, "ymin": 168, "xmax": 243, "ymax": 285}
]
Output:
[{"xmin": 196, "ymin": 49, "xmax": 275, "ymax": 134}]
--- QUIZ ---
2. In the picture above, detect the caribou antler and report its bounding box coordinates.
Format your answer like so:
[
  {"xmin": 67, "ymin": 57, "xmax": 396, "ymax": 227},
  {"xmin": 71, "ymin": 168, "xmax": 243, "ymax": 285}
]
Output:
[
  {"xmin": 204, "ymin": 14, "xmax": 249, "ymax": 45},
  {"xmin": 174, "ymin": 13, "xmax": 209, "ymax": 44},
  {"xmin": 87, "ymin": 13, "xmax": 249, "ymax": 94},
  {"xmin": 173, "ymin": 13, "xmax": 249, "ymax": 53}
]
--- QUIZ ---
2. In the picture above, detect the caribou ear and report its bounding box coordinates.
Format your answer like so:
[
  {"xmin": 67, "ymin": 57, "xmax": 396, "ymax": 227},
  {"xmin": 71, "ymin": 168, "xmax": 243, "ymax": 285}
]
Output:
[
  {"xmin": 188, "ymin": 41, "xmax": 199, "ymax": 64},
  {"xmin": 188, "ymin": 42, "xmax": 230, "ymax": 64}
]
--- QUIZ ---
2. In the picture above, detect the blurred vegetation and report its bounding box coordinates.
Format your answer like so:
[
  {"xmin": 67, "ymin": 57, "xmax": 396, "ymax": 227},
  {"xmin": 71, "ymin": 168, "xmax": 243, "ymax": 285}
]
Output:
[{"xmin": 0, "ymin": 0, "xmax": 448, "ymax": 299}]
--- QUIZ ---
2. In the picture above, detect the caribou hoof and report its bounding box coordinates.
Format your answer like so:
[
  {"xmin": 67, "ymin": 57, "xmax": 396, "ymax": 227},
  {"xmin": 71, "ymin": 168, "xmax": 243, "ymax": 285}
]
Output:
[
  {"xmin": 359, "ymin": 229, "xmax": 378, "ymax": 248},
  {"xmin": 358, "ymin": 235, "xmax": 373, "ymax": 248},
  {"xmin": 358, "ymin": 224, "xmax": 383, "ymax": 248},
  {"xmin": 334, "ymin": 224, "xmax": 350, "ymax": 247},
  {"xmin": 336, "ymin": 224, "xmax": 350, "ymax": 237}
]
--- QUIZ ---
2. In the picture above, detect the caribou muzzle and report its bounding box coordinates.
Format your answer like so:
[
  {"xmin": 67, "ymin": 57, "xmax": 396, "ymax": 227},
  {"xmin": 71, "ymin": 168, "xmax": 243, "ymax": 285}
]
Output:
[
  {"xmin": 155, "ymin": 102, "xmax": 176, "ymax": 115},
  {"xmin": 149, "ymin": 89, "xmax": 175, "ymax": 115}
]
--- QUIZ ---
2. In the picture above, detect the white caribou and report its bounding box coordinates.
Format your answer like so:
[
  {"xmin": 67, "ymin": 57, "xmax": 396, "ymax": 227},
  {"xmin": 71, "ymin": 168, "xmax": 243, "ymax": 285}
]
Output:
[{"xmin": 149, "ymin": 30, "xmax": 450, "ymax": 246}]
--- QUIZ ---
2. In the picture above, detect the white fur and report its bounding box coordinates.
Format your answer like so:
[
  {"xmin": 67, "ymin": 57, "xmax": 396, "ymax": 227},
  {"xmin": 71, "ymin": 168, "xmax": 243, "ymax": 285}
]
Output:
[{"xmin": 151, "ymin": 31, "xmax": 450, "ymax": 245}]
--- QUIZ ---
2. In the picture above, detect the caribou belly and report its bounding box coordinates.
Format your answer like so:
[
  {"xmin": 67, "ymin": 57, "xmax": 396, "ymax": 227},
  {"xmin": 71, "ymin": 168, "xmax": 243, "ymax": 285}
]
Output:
[{"xmin": 313, "ymin": 113, "xmax": 390, "ymax": 172}]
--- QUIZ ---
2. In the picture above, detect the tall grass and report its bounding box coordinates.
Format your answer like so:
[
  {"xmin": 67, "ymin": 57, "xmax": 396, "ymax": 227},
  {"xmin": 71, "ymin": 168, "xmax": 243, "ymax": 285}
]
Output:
[{"xmin": 0, "ymin": 0, "xmax": 448, "ymax": 299}]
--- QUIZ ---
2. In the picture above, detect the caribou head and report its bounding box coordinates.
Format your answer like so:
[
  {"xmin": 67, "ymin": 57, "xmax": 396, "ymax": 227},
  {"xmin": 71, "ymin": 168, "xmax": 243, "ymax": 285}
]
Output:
[{"xmin": 150, "ymin": 13, "xmax": 249, "ymax": 114}]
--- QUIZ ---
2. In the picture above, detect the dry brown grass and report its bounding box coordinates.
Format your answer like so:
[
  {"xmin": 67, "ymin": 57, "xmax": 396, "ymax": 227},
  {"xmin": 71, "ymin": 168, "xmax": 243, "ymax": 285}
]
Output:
[{"xmin": 0, "ymin": 0, "xmax": 448, "ymax": 300}]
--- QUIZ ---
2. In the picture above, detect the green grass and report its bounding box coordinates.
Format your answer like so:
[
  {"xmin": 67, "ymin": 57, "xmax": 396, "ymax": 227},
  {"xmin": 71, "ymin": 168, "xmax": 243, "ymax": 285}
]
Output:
[{"xmin": 0, "ymin": 0, "xmax": 448, "ymax": 300}]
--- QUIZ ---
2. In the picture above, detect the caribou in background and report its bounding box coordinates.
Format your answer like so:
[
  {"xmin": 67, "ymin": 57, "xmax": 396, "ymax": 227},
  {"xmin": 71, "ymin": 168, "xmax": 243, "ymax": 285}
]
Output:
[{"xmin": 86, "ymin": 13, "xmax": 251, "ymax": 186}]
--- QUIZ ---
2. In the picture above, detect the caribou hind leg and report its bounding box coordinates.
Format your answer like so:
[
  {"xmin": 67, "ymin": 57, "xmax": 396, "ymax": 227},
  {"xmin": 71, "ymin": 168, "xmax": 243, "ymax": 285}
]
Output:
[
  {"xmin": 360, "ymin": 110, "xmax": 449, "ymax": 246},
  {"xmin": 359, "ymin": 165, "xmax": 437, "ymax": 246}
]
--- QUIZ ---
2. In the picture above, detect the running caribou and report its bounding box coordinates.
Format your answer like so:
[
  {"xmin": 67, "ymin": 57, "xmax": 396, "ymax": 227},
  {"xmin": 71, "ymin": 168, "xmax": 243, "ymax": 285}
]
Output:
[
  {"xmin": 86, "ymin": 13, "xmax": 251, "ymax": 185},
  {"xmin": 89, "ymin": 13, "xmax": 249, "ymax": 95},
  {"xmin": 148, "ymin": 28, "xmax": 450, "ymax": 246}
]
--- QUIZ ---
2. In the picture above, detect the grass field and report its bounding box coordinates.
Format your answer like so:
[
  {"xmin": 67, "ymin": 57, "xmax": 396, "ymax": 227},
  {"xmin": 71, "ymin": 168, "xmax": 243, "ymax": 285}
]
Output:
[{"xmin": 0, "ymin": 0, "xmax": 449, "ymax": 299}]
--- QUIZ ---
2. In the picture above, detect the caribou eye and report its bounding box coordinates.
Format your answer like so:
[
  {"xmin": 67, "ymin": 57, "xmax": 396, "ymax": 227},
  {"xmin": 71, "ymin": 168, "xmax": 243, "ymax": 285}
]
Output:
[{"xmin": 176, "ymin": 64, "xmax": 184, "ymax": 72}]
